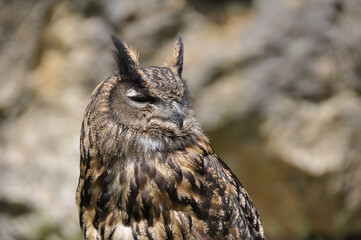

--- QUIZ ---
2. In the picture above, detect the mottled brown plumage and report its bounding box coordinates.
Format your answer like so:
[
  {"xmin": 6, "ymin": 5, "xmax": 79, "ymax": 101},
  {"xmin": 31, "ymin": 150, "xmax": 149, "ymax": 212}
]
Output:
[{"xmin": 76, "ymin": 34, "xmax": 265, "ymax": 240}]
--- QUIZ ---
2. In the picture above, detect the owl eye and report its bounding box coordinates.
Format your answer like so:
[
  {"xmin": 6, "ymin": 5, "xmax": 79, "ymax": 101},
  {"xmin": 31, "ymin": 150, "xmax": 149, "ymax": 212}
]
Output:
[
  {"xmin": 126, "ymin": 89, "xmax": 154, "ymax": 104},
  {"xmin": 129, "ymin": 94, "xmax": 153, "ymax": 103}
]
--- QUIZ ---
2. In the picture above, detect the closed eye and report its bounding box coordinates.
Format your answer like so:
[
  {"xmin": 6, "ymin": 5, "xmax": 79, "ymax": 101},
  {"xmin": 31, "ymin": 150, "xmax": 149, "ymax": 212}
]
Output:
[
  {"xmin": 126, "ymin": 89, "xmax": 155, "ymax": 104},
  {"xmin": 129, "ymin": 94, "xmax": 154, "ymax": 103}
]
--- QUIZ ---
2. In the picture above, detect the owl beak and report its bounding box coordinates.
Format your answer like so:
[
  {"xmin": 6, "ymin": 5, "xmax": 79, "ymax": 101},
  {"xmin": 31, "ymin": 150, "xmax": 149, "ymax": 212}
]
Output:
[{"xmin": 171, "ymin": 101, "xmax": 183, "ymax": 129}]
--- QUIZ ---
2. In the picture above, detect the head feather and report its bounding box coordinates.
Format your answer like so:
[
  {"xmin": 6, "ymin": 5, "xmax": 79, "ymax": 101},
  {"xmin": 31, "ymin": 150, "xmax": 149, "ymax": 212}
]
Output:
[{"xmin": 111, "ymin": 35, "xmax": 140, "ymax": 78}]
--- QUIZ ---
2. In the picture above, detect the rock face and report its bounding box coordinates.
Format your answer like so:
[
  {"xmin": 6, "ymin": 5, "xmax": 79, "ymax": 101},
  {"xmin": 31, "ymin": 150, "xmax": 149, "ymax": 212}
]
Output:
[{"xmin": 0, "ymin": 0, "xmax": 360, "ymax": 239}]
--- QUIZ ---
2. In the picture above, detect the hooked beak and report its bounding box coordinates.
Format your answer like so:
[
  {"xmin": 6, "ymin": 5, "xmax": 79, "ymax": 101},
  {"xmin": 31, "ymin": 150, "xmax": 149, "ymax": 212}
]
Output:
[{"xmin": 170, "ymin": 101, "xmax": 183, "ymax": 129}]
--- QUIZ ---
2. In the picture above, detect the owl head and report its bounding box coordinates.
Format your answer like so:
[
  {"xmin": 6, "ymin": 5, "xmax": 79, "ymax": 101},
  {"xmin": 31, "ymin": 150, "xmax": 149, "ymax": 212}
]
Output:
[{"xmin": 93, "ymin": 35, "xmax": 202, "ymax": 153}]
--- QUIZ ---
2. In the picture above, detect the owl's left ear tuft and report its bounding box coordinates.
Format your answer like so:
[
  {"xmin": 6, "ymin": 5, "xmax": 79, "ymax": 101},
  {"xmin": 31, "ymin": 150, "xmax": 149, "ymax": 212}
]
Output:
[
  {"xmin": 167, "ymin": 33, "xmax": 184, "ymax": 78},
  {"xmin": 111, "ymin": 35, "xmax": 140, "ymax": 78}
]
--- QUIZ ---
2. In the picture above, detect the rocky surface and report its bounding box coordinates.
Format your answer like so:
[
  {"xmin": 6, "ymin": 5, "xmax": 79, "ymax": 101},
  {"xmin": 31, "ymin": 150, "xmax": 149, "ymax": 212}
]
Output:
[{"xmin": 0, "ymin": 0, "xmax": 360, "ymax": 239}]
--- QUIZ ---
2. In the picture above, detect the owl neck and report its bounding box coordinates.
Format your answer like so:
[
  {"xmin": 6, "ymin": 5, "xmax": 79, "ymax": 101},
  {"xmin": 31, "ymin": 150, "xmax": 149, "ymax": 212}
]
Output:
[{"xmin": 108, "ymin": 123, "xmax": 203, "ymax": 157}]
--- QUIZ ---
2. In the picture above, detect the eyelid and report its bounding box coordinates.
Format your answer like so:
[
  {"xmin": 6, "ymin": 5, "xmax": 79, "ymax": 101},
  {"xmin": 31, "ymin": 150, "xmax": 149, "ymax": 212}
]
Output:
[
  {"xmin": 126, "ymin": 89, "xmax": 155, "ymax": 104},
  {"xmin": 126, "ymin": 89, "xmax": 140, "ymax": 98}
]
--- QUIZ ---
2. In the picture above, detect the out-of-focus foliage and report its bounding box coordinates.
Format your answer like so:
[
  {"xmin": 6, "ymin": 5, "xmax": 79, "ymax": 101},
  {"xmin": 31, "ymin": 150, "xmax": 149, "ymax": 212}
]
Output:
[{"xmin": 0, "ymin": 0, "xmax": 360, "ymax": 239}]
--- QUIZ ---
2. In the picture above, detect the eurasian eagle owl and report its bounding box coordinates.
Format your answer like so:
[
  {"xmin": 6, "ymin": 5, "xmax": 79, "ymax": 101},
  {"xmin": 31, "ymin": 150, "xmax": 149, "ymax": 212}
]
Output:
[{"xmin": 76, "ymin": 34, "xmax": 265, "ymax": 240}]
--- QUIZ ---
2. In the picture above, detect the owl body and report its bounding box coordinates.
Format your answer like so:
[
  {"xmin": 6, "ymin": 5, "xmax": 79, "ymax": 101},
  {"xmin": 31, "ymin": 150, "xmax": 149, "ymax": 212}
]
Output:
[{"xmin": 76, "ymin": 35, "xmax": 265, "ymax": 240}]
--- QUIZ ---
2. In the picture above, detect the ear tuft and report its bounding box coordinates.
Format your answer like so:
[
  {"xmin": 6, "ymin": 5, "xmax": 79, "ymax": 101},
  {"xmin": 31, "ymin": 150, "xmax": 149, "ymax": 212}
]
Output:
[
  {"xmin": 111, "ymin": 35, "xmax": 140, "ymax": 77},
  {"xmin": 167, "ymin": 33, "xmax": 184, "ymax": 78}
]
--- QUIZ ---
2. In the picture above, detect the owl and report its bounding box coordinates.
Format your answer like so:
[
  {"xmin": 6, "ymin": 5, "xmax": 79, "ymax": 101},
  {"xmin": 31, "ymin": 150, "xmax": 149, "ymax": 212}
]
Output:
[{"xmin": 76, "ymin": 34, "xmax": 265, "ymax": 240}]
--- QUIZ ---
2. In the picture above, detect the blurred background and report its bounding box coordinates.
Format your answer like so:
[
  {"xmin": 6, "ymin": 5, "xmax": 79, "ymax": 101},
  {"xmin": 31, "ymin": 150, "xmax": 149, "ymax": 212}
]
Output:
[{"xmin": 1, "ymin": 0, "xmax": 361, "ymax": 239}]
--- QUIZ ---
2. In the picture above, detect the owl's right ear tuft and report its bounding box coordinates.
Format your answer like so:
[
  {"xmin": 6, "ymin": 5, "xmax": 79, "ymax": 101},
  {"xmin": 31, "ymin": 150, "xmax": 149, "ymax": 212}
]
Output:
[
  {"xmin": 111, "ymin": 35, "xmax": 140, "ymax": 78},
  {"xmin": 167, "ymin": 34, "xmax": 184, "ymax": 78}
]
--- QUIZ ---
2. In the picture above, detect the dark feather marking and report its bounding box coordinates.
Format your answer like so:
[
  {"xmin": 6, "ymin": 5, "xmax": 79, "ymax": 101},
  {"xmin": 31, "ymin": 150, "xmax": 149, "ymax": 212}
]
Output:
[
  {"xmin": 79, "ymin": 209, "xmax": 84, "ymax": 229},
  {"xmin": 206, "ymin": 211, "xmax": 219, "ymax": 236},
  {"xmin": 187, "ymin": 215, "xmax": 192, "ymax": 229},
  {"xmin": 98, "ymin": 192, "xmax": 111, "ymax": 211},
  {"xmin": 141, "ymin": 193, "xmax": 153, "ymax": 225},
  {"xmin": 154, "ymin": 172, "xmax": 166, "ymax": 192},
  {"xmin": 99, "ymin": 154, "xmax": 105, "ymax": 166},
  {"xmin": 81, "ymin": 177, "xmax": 92, "ymax": 207},
  {"xmin": 100, "ymin": 225, "xmax": 105, "ymax": 239},
  {"xmin": 80, "ymin": 121, "xmax": 85, "ymax": 143},
  {"xmin": 162, "ymin": 207, "xmax": 171, "ymax": 225},
  {"xmin": 222, "ymin": 194, "xmax": 232, "ymax": 223},
  {"xmin": 93, "ymin": 208, "xmax": 101, "ymax": 228},
  {"xmin": 181, "ymin": 228, "xmax": 187, "ymax": 240},
  {"xmin": 195, "ymin": 155, "xmax": 205, "ymax": 175},
  {"xmin": 80, "ymin": 155, "xmax": 85, "ymax": 173},
  {"xmin": 116, "ymin": 190, "xmax": 123, "ymax": 211},
  {"xmin": 183, "ymin": 171, "xmax": 199, "ymax": 193},
  {"xmin": 179, "ymin": 196, "xmax": 190, "ymax": 206},
  {"xmin": 147, "ymin": 164, "xmax": 157, "ymax": 179},
  {"xmin": 88, "ymin": 127, "xmax": 94, "ymax": 148},
  {"xmin": 188, "ymin": 197, "xmax": 204, "ymax": 220},
  {"xmin": 140, "ymin": 160, "xmax": 149, "ymax": 175},
  {"xmin": 135, "ymin": 163, "xmax": 147, "ymax": 189},
  {"xmin": 167, "ymin": 158, "xmax": 183, "ymax": 183},
  {"xmin": 134, "ymin": 163, "xmax": 139, "ymax": 187},
  {"xmin": 93, "ymin": 192, "xmax": 111, "ymax": 228},
  {"xmin": 84, "ymin": 148, "xmax": 91, "ymax": 177},
  {"xmin": 123, "ymin": 215, "xmax": 131, "ymax": 226},
  {"xmin": 119, "ymin": 168, "xmax": 127, "ymax": 184},
  {"xmin": 222, "ymin": 222, "xmax": 229, "ymax": 236},
  {"xmin": 165, "ymin": 224, "xmax": 174, "ymax": 240},
  {"xmin": 98, "ymin": 169, "xmax": 112, "ymax": 189},
  {"xmin": 162, "ymin": 206, "xmax": 173, "ymax": 240},
  {"xmin": 133, "ymin": 206, "xmax": 141, "ymax": 222},
  {"xmin": 80, "ymin": 145, "xmax": 87, "ymax": 171},
  {"xmin": 126, "ymin": 180, "xmax": 138, "ymax": 223},
  {"xmin": 108, "ymin": 154, "xmax": 118, "ymax": 168},
  {"xmin": 195, "ymin": 143, "xmax": 208, "ymax": 156},
  {"xmin": 154, "ymin": 203, "xmax": 161, "ymax": 219},
  {"xmin": 131, "ymin": 226, "xmax": 139, "ymax": 240},
  {"xmin": 251, "ymin": 209, "xmax": 260, "ymax": 231},
  {"xmin": 108, "ymin": 229, "xmax": 115, "ymax": 240},
  {"xmin": 146, "ymin": 228, "xmax": 154, "ymax": 240},
  {"xmin": 201, "ymin": 194, "xmax": 211, "ymax": 221},
  {"xmin": 166, "ymin": 179, "xmax": 178, "ymax": 202}
]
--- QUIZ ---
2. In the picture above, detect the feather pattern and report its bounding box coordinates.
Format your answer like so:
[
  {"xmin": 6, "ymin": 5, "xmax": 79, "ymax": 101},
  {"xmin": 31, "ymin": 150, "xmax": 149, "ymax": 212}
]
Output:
[{"xmin": 76, "ymin": 35, "xmax": 265, "ymax": 240}]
